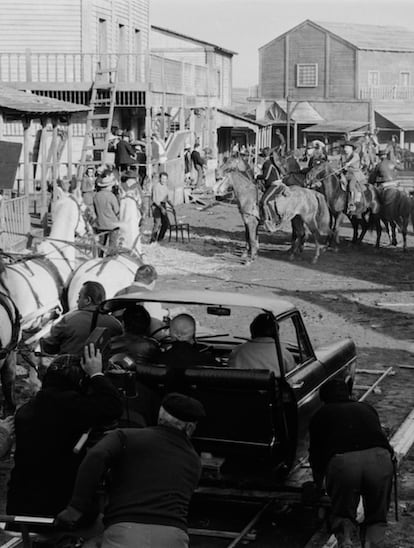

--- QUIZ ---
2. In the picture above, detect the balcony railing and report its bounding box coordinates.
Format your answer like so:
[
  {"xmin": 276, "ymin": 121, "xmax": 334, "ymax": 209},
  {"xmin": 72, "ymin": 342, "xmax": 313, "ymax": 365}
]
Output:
[
  {"xmin": 0, "ymin": 51, "xmax": 219, "ymax": 98},
  {"xmin": 359, "ymin": 85, "xmax": 414, "ymax": 100}
]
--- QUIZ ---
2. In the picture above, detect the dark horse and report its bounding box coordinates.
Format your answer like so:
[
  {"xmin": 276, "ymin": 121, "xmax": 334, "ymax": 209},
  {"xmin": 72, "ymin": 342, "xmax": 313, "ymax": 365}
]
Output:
[
  {"xmin": 216, "ymin": 155, "xmax": 260, "ymax": 262},
  {"xmin": 367, "ymin": 172, "xmax": 413, "ymax": 252},
  {"xmin": 307, "ymin": 162, "xmax": 381, "ymax": 247}
]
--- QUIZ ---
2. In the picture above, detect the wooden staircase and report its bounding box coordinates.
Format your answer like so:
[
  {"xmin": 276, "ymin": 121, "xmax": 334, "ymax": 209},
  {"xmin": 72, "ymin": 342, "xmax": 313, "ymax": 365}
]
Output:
[{"xmin": 77, "ymin": 61, "xmax": 118, "ymax": 176}]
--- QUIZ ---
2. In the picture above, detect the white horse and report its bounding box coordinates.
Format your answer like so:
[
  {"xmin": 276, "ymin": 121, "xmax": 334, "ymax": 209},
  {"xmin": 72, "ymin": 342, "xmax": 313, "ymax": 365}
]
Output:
[
  {"xmin": 66, "ymin": 184, "xmax": 143, "ymax": 310},
  {"xmin": 0, "ymin": 188, "xmax": 89, "ymax": 410},
  {"xmin": 1, "ymin": 188, "xmax": 89, "ymax": 331},
  {"xmin": 117, "ymin": 183, "xmax": 143, "ymax": 257}
]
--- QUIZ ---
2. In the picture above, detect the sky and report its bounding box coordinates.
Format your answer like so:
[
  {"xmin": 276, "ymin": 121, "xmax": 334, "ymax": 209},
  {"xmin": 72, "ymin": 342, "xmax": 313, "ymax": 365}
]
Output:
[{"xmin": 151, "ymin": 0, "xmax": 414, "ymax": 87}]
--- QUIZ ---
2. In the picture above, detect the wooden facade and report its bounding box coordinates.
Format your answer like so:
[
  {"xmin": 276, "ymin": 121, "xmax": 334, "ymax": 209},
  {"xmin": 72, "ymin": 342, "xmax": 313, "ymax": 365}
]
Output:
[
  {"xmin": 259, "ymin": 20, "xmax": 414, "ymax": 102},
  {"xmin": 151, "ymin": 25, "xmax": 235, "ymax": 108}
]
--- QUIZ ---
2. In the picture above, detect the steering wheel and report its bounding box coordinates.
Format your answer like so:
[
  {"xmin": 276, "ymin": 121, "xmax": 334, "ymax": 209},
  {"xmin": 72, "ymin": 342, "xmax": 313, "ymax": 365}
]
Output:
[{"xmin": 149, "ymin": 324, "xmax": 171, "ymax": 343}]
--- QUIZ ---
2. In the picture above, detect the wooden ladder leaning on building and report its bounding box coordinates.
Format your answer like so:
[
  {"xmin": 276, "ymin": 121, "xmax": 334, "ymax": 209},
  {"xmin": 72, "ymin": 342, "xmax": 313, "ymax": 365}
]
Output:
[{"xmin": 77, "ymin": 61, "xmax": 118, "ymax": 177}]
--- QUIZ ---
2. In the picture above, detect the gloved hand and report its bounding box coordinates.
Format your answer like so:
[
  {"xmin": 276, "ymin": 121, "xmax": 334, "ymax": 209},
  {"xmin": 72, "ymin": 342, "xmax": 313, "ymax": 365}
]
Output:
[{"xmin": 55, "ymin": 506, "xmax": 83, "ymax": 529}]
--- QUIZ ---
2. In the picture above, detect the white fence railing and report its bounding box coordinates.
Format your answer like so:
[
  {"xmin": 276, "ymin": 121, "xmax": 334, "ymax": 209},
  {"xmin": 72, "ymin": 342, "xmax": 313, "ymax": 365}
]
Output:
[
  {"xmin": 0, "ymin": 196, "xmax": 30, "ymax": 251},
  {"xmin": 359, "ymin": 85, "xmax": 414, "ymax": 100}
]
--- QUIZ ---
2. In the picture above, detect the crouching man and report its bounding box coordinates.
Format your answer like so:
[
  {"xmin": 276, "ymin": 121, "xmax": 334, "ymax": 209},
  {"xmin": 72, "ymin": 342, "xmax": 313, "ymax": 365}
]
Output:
[
  {"xmin": 57, "ymin": 393, "xmax": 206, "ymax": 548},
  {"xmin": 309, "ymin": 379, "xmax": 394, "ymax": 548}
]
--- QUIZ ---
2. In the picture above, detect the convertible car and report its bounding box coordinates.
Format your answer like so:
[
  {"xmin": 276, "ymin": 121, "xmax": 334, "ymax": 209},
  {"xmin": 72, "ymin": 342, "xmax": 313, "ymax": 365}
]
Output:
[{"xmin": 99, "ymin": 290, "xmax": 356, "ymax": 488}]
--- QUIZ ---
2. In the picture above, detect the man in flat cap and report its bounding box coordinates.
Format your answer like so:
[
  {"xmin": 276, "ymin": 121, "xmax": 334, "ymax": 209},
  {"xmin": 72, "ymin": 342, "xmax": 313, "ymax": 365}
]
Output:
[{"xmin": 57, "ymin": 392, "xmax": 205, "ymax": 547}]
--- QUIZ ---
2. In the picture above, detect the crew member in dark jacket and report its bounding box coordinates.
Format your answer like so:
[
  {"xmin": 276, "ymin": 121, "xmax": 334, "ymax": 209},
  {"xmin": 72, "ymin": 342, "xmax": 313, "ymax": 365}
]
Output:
[
  {"xmin": 191, "ymin": 143, "xmax": 204, "ymax": 188},
  {"xmin": 309, "ymin": 379, "xmax": 394, "ymax": 548},
  {"xmin": 7, "ymin": 345, "xmax": 122, "ymax": 526},
  {"xmin": 115, "ymin": 132, "xmax": 136, "ymax": 172},
  {"xmin": 57, "ymin": 393, "xmax": 205, "ymax": 548}
]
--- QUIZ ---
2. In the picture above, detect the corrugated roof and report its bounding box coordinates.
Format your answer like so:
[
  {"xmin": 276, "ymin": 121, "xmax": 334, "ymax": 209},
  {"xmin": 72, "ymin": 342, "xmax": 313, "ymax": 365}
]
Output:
[
  {"xmin": 274, "ymin": 100, "xmax": 324, "ymax": 124},
  {"xmin": 303, "ymin": 120, "xmax": 369, "ymax": 134},
  {"xmin": 0, "ymin": 84, "xmax": 90, "ymax": 116},
  {"xmin": 316, "ymin": 21, "xmax": 414, "ymax": 52},
  {"xmin": 151, "ymin": 25, "xmax": 237, "ymax": 56},
  {"xmin": 374, "ymin": 102, "xmax": 414, "ymax": 130}
]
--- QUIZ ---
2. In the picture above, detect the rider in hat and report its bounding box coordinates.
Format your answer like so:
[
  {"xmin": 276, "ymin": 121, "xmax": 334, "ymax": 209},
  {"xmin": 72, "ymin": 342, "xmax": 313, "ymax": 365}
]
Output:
[
  {"xmin": 341, "ymin": 140, "xmax": 367, "ymax": 215},
  {"xmin": 370, "ymin": 147, "xmax": 403, "ymax": 194}
]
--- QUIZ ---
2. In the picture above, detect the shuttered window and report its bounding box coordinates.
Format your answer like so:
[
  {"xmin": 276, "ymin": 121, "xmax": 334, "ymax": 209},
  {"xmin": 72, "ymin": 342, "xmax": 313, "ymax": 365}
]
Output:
[{"xmin": 296, "ymin": 63, "xmax": 318, "ymax": 87}]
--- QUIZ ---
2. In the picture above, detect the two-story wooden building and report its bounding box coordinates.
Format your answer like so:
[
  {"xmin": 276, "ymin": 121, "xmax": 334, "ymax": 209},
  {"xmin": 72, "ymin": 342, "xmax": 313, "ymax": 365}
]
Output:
[
  {"xmin": 0, "ymin": 0, "xmax": 224, "ymax": 193},
  {"xmin": 258, "ymin": 19, "xmax": 414, "ymax": 149}
]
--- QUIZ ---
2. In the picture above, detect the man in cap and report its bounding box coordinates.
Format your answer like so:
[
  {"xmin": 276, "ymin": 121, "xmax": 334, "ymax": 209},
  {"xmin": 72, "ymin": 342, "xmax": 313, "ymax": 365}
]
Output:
[
  {"xmin": 341, "ymin": 141, "xmax": 367, "ymax": 215},
  {"xmin": 309, "ymin": 379, "xmax": 394, "ymax": 548},
  {"xmin": 93, "ymin": 172, "xmax": 120, "ymax": 256},
  {"xmin": 57, "ymin": 393, "xmax": 205, "ymax": 548},
  {"xmin": 150, "ymin": 171, "xmax": 174, "ymax": 243}
]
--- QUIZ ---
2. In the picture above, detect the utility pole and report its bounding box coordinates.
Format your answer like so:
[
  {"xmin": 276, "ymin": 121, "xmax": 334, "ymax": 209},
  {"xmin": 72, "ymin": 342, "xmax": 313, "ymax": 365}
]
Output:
[{"xmin": 286, "ymin": 95, "xmax": 291, "ymax": 153}]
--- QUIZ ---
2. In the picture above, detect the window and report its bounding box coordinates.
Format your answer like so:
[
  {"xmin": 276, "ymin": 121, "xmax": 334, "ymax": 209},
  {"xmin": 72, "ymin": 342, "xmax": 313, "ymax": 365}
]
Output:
[
  {"xmin": 400, "ymin": 71, "xmax": 410, "ymax": 86},
  {"xmin": 368, "ymin": 71, "xmax": 380, "ymax": 86},
  {"xmin": 278, "ymin": 314, "xmax": 313, "ymax": 371},
  {"xmin": 296, "ymin": 63, "xmax": 318, "ymax": 87}
]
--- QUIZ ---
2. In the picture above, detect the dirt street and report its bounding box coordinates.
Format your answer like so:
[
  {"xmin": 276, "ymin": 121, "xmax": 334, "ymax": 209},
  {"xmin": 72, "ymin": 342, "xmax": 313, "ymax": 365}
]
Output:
[{"xmin": 142, "ymin": 194, "xmax": 414, "ymax": 547}]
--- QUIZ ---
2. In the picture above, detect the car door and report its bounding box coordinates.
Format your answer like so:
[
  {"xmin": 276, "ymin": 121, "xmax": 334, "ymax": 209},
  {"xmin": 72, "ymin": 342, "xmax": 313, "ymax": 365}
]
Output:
[{"xmin": 278, "ymin": 312, "xmax": 326, "ymax": 442}]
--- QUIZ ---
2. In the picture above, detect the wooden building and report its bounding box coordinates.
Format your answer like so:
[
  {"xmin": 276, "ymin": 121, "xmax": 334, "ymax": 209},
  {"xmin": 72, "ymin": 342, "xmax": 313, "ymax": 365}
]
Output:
[
  {"xmin": 151, "ymin": 25, "xmax": 235, "ymax": 108},
  {"xmin": 258, "ymin": 19, "xmax": 414, "ymax": 150},
  {"xmin": 0, "ymin": 0, "xmax": 224, "ymax": 196}
]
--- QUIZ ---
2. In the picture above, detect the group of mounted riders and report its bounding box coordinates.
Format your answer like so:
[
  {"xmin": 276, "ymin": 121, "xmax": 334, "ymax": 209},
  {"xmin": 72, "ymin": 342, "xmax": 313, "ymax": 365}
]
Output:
[{"xmin": 252, "ymin": 132, "xmax": 408, "ymax": 239}]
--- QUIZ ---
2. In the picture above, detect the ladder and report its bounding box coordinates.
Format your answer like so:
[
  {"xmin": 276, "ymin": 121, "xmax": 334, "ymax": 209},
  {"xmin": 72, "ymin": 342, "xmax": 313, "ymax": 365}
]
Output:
[{"xmin": 77, "ymin": 61, "xmax": 118, "ymax": 177}]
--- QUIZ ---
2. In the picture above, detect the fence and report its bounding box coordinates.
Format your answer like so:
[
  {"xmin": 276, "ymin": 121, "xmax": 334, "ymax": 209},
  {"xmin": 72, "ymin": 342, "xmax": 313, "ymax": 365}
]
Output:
[
  {"xmin": 359, "ymin": 85, "xmax": 414, "ymax": 100},
  {"xmin": 0, "ymin": 195, "xmax": 30, "ymax": 251}
]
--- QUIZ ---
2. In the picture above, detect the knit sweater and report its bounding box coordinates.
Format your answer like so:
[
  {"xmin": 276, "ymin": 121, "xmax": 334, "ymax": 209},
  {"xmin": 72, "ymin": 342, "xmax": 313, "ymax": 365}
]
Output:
[{"xmin": 70, "ymin": 426, "xmax": 201, "ymax": 532}]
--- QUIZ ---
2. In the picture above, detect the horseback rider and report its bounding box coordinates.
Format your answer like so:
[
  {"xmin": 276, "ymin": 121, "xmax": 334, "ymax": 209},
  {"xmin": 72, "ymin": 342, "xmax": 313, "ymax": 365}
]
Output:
[
  {"xmin": 370, "ymin": 148, "xmax": 404, "ymax": 197},
  {"xmin": 340, "ymin": 141, "xmax": 366, "ymax": 215},
  {"xmin": 256, "ymin": 147, "xmax": 283, "ymax": 229}
]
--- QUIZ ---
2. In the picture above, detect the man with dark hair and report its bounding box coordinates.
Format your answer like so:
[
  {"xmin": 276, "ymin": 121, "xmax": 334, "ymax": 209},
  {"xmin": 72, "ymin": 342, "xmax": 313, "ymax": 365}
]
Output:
[
  {"xmin": 150, "ymin": 172, "xmax": 174, "ymax": 243},
  {"xmin": 309, "ymin": 379, "xmax": 394, "ymax": 548},
  {"xmin": 115, "ymin": 131, "xmax": 136, "ymax": 172},
  {"xmin": 111, "ymin": 304, "xmax": 159, "ymax": 365},
  {"xmin": 228, "ymin": 312, "xmax": 295, "ymax": 374},
  {"xmin": 7, "ymin": 345, "xmax": 122, "ymax": 526},
  {"xmin": 41, "ymin": 281, "xmax": 122, "ymax": 356},
  {"xmin": 57, "ymin": 393, "xmax": 205, "ymax": 548},
  {"xmin": 191, "ymin": 143, "xmax": 205, "ymax": 188}
]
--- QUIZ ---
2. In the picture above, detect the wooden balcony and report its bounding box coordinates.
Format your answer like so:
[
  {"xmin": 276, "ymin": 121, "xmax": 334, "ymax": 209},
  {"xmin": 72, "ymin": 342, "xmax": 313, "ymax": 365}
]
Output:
[
  {"xmin": 0, "ymin": 51, "xmax": 220, "ymax": 104},
  {"xmin": 359, "ymin": 85, "xmax": 414, "ymax": 101}
]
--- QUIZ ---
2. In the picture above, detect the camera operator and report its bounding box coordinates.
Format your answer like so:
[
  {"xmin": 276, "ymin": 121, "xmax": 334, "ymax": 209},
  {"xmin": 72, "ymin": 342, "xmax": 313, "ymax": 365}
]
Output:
[{"xmin": 6, "ymin": 344, "xmax": 122, "ymax": 530}]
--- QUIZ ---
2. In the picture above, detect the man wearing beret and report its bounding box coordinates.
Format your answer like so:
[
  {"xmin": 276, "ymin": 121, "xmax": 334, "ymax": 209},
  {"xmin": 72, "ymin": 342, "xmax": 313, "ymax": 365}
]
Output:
[{"xmin": 57, "ymin": 393, "xmax": 205, "ymax": 548}]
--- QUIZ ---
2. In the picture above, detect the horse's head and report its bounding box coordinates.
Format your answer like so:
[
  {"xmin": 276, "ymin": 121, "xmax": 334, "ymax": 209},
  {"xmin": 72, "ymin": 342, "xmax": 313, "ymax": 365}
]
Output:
[
  {"xmin": 220, "ymin": 154, "xmax": 251, "ymax": 176},
  {"xmin": 306, "ymin": 161, "xmax": 331, "ymax": 189},
  {"xmin": 50, "ymin": 188, "xmax": 88, "ymax": 239}
]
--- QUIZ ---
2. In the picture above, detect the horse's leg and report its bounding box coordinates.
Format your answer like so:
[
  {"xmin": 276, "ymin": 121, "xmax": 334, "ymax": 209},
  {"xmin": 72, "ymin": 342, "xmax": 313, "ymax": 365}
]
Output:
[
  {"xmin": 0, "ymin": 351, "xmax": 16, "ymax": 414},
  {"xmin": 375, "ymin": 219, "xmax": 383, "ymax": 248},
  {"xmin": 357, "ymin": 217, "xmax": 368, "ymax": 244},
  {"xmin": 391, "ymin": 221, "xmax": 398, "ymax": 246},
  {"xmin": 401, "ymin": 218, "xmax": 408, "ymax": 252},
  {"xmin": 289, "ymin": 217, "xmax": 304, "ymax": 261},
  {"xmin": 350, "ymin": 217, "xmax": 359, "ymax": 244},
  {"xmin": 245, "ymin": 217, "xmax": 259, "ymax": 261}
]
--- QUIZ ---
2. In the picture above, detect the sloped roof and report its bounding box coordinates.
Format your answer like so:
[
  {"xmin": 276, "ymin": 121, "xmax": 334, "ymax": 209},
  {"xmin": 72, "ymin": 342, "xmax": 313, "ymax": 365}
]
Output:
[
  {"xmin": 316, "ymin": 21, "xmax": 414, "ymax": 52},
  {"xmin": 275, "ymin": 100, "xmax": 324, "ymax": 124},
  {"xmin": 0, "ymin": 84, "xmax": 90, "ymax": 117},
  {"xmin": 217, "ymin": 107, "xmax": 266, "ymax": 129},
  {"xmin": 374, "ymin": 102, "xmax": 414, "ymax": 131},
  {"xmin": 260, "ymin": 19, "xmax": 414, "ymax": 53},
  {"xmin": 151, "ymin": 25, "xmax": 237, "ymax": 56},
  {"xmin": 302, "ymin": 120, "xmax": 369, "ymax": 134}
]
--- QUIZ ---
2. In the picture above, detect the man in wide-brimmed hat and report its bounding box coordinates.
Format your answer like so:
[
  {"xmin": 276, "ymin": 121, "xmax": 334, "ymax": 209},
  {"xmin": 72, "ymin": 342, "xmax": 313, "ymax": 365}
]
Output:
[
  {"xmin": 93, "ymin": 173, "xmax": 120, "ymax": 256},
  {"xmin": 340, "ymin": 140, "xmax": 367, "ymax": 215}
]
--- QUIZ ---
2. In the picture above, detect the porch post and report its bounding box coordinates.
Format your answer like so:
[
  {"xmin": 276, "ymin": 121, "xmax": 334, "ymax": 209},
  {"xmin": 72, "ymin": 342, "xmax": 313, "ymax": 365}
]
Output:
[
  {"xmin": 51, "ymin": 117, "xmax": 59, "ymax": 198},
  {"xmin": 400, "ymin": 130, "xmax": 405, "ymax": 150},
  {"xmin": 67, "ymin": 116, "xmax": 73, "ymax": 179},
  {"xmin": 23, "ymin": 116, "xmax": 32, "ymax": 197},
  {"xmin": 40, "ymin": 117, "xmax": 49, "ymax": 234},
  {"xmin": 0, "ymin": 111, "xmax": 3, "ymax": 139}
]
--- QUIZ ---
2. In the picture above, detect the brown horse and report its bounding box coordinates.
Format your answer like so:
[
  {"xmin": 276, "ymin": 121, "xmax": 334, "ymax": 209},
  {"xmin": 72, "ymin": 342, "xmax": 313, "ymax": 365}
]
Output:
[
  {"xmin": 263, "ymin": 184, "xmax": 332, "ymax": 264},
  {"xmin": 216, "ymin": 155, "xmax": 260, "ymax": 262},
  {"xmin": 307, "ymin": 162, "xmax": 381, "ymax": 247}
]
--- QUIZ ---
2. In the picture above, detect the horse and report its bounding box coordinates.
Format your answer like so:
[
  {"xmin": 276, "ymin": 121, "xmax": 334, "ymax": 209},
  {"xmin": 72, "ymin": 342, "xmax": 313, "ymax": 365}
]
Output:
[
  {"xmin": 117, "ymin": 183, "xmax": 143, "ymax": 258},
  {"xmin": 1, "ymin": 188, "xmax": 90, "ymax": 331},
  {"xmin": 216, "ymin": 155, "xmax": 260, "ymax": 262},
  {"xmin": 66, "ymin": 185, "xmax": 144, "ymax": 309},
  {"xmin": 263, "ymin": 184, "xmax": 332, "ymax": 264},
  {"xmin": 369, "ymin": 181, "xmax": 412, "ymax": 251},
  {"xmin": 307, "ymin": 162, "xmax": 381, "ymax": 247},
  {"xmin": 0, "ymin": 188, "xmax": 90, "ymax": 411}
]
